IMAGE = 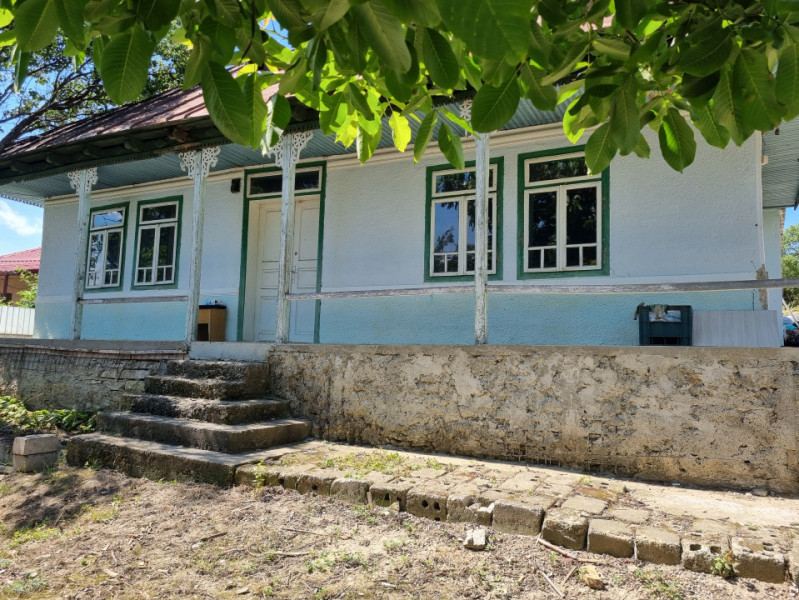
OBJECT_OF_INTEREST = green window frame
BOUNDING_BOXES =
[131,196,182,289]
[517,148,609,280]
[85,203,128,291]
[424,158,504,282]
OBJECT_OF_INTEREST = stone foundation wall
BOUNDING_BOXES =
[268,345,799,493]
[0,340,186,410]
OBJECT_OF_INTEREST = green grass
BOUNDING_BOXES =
[634,569,684,600]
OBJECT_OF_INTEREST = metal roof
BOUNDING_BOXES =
[762,118,799,209]
[0,247,40,274]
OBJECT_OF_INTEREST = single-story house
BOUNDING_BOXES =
[0,247,40,304]
[0,84,796,348]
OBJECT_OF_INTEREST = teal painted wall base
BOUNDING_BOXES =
[80,302,187,341]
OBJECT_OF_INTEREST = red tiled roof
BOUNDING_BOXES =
[0,247,40,274]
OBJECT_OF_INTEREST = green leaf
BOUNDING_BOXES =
[320,91,348,135]
[593,38,631,62]
[437,0,530,63]
[382,0,441,27]
[437,123,465,169]
[241,74,269,148]
[53,0,86,47]
[15,0,58,52]
[563,97,588,143]
[0,9,12,29]
[658,108,696,172]
[519,63,557,111]
[133,0,179,31]
[528,21,552,69]
[471,77,520,132]
[692,103,730,149]
[312,0,349,31]
[677,18,733,77]
[202,62,252,146]
[101,27,156,104]
[356,119,381,163]
[414,110,438,162]
[199,18,236,63]
[345,14,370,74]
[384,68,412,102]
[609,78,640,155]
[541,40,590,86]
[184,37,210,88]
[389,111,411,152]
[712,67,748,145]
[347,83,375,120]
[352,0,411,72]
[733,48,781,132]
[777,40,799,121]
[632,133,650,159]
[585,122,617,174]
[307,35,326,90]
[615,0,647,30]
[278,57,308,95]
[13,49,29,93]
[270,0,308,33]
[213,0,241,27]
[417,28,459,89]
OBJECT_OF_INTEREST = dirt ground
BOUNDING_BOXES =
[0,464,797,600]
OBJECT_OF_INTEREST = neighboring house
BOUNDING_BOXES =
[0,84,795,347]
[0,247,40,304]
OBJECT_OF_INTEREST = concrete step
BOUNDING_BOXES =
[144,375,255,399]
[66,433,305,486]
[98,412,311,454]
[165,359,269,384]
[120,394,291,424]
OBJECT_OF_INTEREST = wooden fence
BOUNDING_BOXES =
[0,305,34,337]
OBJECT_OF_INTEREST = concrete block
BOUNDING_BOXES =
[13,452,59,473]
[635,526,681,565]
[789,541,799,584]
[278,467,303,490]
[477,503,494,527]
[561,495,607,515]
[541,508,588,550]
[681,538,728,574]
[13,434,61,456]
[494,500,546,537]
[587,519,634,558]
[446,486,481,523]
[330,479,370,504]
[406,486,448,521]
[464,528,487,550]
[369,481,412,511]
[608,508,650,524]
[731,538,786,583]
[296,472,336,496]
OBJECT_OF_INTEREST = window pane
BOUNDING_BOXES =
[106,231,121,271]
[157,226,175,267]
[138,228,155,269]
[92,210,124,229]
[88,232,104,274]
[434,201,459,253]
[433,255,446,273]
[466,197,494,252]
[528,191,557,247]
[528,249,541,269]
[544,248,557,268]
[296,170,320,190]
[466,252,475,272]
[566,186,597,245]
[566,246,580,267]
[435,171,476,193]
[249,174,282,195]
[447,254,459,272]
[142,204,177,222]
[583,245,597,266]
[528,156,588,182]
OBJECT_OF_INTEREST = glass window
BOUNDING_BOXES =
[247,167,321,197]
[135,201,179,286]
[429,164,498,278]
[86,207,125,288]
[522,153,603,273]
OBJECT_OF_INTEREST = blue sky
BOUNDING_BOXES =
[0,199,43,256]
[785,207,799,230]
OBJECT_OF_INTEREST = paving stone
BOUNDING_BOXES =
[731,537,786,583]
[493,496,556,537]
[608,508,650,524]
[369,481,412,511]
[561,495,607,515]
[12,434,61,455]
[233,464,269,486]
[13,452,58,473]
[587,519,634,557]
[500,471,543,494]
[681,537,729,574]
[406,484,448,521]
[541,508,588,550]
[789,540,799,584]
[278,467,304,490]
[463,528,487,550]
[330,479,370,504]
[446,484,480,523]
[477,503,494,527]
[635,526,681,565]
[296,471,337,496]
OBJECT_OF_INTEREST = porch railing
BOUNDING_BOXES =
[0,305,34,337]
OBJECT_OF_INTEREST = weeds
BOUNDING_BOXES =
[634,569,684,600]
[711,551,734,579]
[0,396,96,434]
[2,574,49,595]
[8,524,62,549]
[317,451,408,477]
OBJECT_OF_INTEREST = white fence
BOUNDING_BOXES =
[0,305,34,337]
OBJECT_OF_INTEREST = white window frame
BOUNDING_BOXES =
[135,201,179,286]
[429,164,498,278]
[246,166,323,198]
[522,153,603,274]
[86,207,125,289]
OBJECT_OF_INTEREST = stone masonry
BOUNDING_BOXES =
[268,344,799,493]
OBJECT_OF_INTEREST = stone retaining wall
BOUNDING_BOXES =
[268,345,799,493]
[0,340,186,410]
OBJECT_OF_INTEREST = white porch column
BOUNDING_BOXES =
[461,99,491,345]
[67,167,98,340]
[179,146,221,346]
[268,131,313,343]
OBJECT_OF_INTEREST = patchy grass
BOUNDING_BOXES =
[634,568,684,600]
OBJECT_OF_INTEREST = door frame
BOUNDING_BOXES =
[237,161,326,342]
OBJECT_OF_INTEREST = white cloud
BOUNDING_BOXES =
[0,200,43,236]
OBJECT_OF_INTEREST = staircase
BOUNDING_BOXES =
[67,360,311,485]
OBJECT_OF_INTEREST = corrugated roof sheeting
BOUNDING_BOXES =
[762,118,799,209]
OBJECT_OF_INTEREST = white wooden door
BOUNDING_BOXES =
[247,196,319,342]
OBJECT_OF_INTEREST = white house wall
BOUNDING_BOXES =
[34,128,768,345]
